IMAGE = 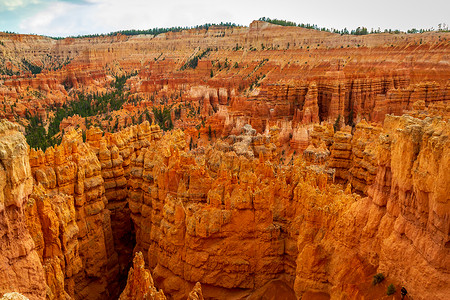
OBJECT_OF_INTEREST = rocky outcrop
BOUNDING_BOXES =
[348,120,380,194]
[127,126,297,298]
[119,252,205,300]
[119,252,166,300]
[27,128,120,299]
[0,21,449,300]
[25,184,81,300]
[1,111,449,300]
[327,129,352,181]
[86,127,133,286]
[123,116,449,299]
[293,115,450,299]
[0,120,46,300]
[187,283,204,300]
[369,115,449,298]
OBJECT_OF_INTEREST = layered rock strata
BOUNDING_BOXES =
[0,112,449,300]
[0,120,46,300]
[124,116,449,299]
[1,22,449,146]
[26,128,120,299]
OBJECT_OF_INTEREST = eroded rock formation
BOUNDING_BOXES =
[0,111,449,299]
[0,21,449,300]
[119,252,166,300]
[0,120,46,300]
[26,128,119,299]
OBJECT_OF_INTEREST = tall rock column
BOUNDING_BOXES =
[27,128,120,299]
[0,120,47,300]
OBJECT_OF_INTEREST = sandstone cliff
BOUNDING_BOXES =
[1,22,449,148]
[119,252,166,300]
[0,120,46,300]
[124,117,448,299]
[1,112,449,299]
[0,21,449,300]
[26,128,120,299]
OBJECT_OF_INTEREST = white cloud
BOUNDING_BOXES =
[19,1,74,35]
[0,0,41,11]
[12,0,450,37]
[18,0,242,36]
[22,2,58,27]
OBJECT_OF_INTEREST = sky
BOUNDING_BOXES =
[0,0,449,37]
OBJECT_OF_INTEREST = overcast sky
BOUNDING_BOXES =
[0,0,449,37]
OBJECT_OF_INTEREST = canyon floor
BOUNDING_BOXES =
[0,21,449,300]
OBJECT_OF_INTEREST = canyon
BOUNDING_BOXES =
[0,21,449,300]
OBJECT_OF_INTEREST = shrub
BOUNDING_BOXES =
[372,273,385,285]
[333,115,341,132]
[387,284,396,295]
[181,48,211,70]
[22,58,42,74]
[152,106,173,131]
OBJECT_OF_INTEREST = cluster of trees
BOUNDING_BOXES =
[21,59,42,74]
[24,73,133,150]
[258,17,444,35]
[24,112,61,150]
[180,48,211,70]
[72,73,131,116]
[56,22,240,39]
[152,106,173,131]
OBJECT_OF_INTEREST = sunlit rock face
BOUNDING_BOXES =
[1,113,449,299]
[0,120,46,300]
[0,21,449,300]
[1,23,449,139]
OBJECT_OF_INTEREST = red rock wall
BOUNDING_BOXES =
[1,113,448,300]
[26,129,120,299]
[123,117,449,299]
[0,22,449,300]
[1,23,449,139]
[0,120,46,300]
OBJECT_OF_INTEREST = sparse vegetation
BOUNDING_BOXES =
[372,273,385,285]
[152,106,173,131]
[56,22,240,39]
[181,48,211,70]
[387,284,396,295]
[258,17,443,35]
[0,67,20,76]
[232,43,243,51]
[249,74,266,90]
[21,59,42,74]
